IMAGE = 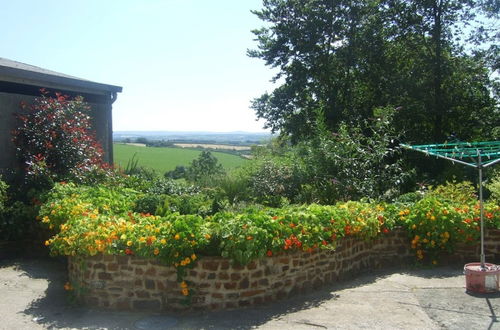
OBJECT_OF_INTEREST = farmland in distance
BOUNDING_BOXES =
[113,143,247,174]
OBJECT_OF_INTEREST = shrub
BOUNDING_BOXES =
[427,181,477,204]
[156,193,214,217]
[486,169,500,203]
[38,182,141,230]
[248,159,302,207]
[133,194,164,215]
[399,182,500,263]
[39,181,499,270]
[297,107,413,202]
[0,176,7,214]
[185,151,225,185]
[165,166,187,180]
[0,201,39,241]
[12,90,106,187]
[147,178,199,196]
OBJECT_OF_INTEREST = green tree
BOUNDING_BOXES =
[249,0,498,144]
[186,151,225,184]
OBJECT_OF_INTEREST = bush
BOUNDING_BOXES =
[12,90,106,188]
[297,107,413,203]
[38,182,141,230]
[133,194,164,215]
[427,181,477,204]
[486,169,500,203]
[185,151,225,185]
[39,181,500,269]
[248,159,302,207]
[0,201,39,241]
[165,166,187,180]
[147,177,199,196]
[0,176,7,214]
[156,193,215,217]
[398,182,499,263]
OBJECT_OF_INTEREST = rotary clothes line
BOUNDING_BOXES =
[401,141,500,269]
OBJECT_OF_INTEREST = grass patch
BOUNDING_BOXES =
[113,143,246,174]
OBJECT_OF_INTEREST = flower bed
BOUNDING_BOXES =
[68,228,413,311]
[39,182,499,310]
[67,227,500,311]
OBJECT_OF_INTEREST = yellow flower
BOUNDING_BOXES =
[139,237,146,243]
[127,241,133,247]
[153,248,160,255]
[191,254,197,261]
[430,216,436,221]
[411,224,417,230]
[204,234,211,240]
[174,234,180,240]
[181,288,189,296]
[44,240,50,246]
[160,238,167,245]
[120,234,127,240]
[42,216,50,223]
[180,281,188,288]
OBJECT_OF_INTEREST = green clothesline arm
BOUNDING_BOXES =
[401,142,500,168]
[401,143,479,168]
[484,158,500,168]
[409,141,500,148]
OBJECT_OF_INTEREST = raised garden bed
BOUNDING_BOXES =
[67,228,500,311]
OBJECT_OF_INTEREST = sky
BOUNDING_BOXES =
[0,0,276,132]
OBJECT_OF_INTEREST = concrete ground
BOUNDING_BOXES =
[0,257,498,330]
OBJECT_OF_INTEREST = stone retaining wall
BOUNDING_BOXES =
[68,228,500,311]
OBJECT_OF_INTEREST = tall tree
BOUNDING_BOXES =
[249,0,499,143]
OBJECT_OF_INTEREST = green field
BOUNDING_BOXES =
[113,143,247,174]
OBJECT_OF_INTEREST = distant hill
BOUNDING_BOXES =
[113,131,272,146]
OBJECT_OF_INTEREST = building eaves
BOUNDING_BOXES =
[0,57,122,95]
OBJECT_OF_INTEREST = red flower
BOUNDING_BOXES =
[125,248,133,255]
[266,250,273,257]
[344,225,352,235]
[383,228,390,234]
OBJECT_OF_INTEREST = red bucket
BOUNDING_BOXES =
[464,263,500,293]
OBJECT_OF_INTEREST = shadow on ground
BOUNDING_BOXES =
[1,256,475,330]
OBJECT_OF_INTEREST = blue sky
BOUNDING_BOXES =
[0,0,275,132]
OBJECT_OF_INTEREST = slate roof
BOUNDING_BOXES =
[0,57,122,95]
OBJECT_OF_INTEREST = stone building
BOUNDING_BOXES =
[0,57,122,176]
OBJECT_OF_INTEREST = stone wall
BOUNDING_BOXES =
[68,228,500,312]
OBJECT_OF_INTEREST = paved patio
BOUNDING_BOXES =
[0,257,498,329]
